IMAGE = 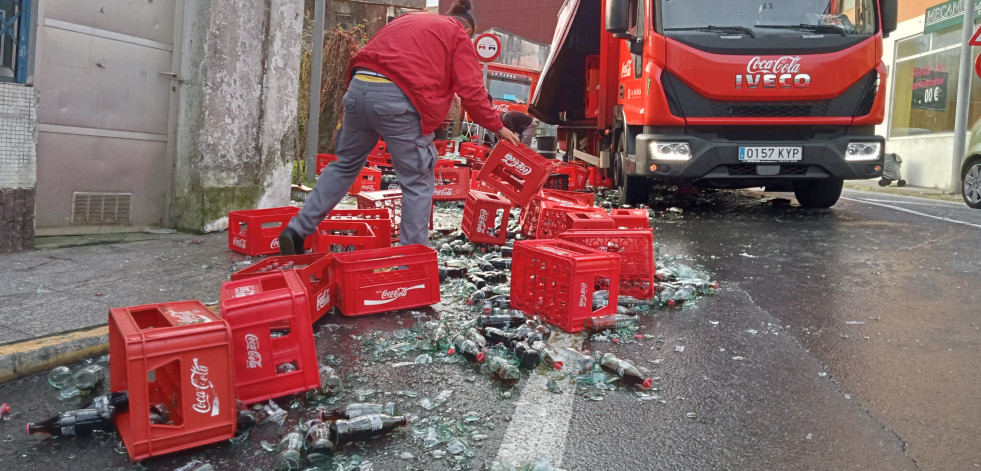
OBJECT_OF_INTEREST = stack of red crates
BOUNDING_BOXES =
[565,211,616,231]
[331,245,440,316]
[433,166,470,201]
[367,140,392,166]
[552,163,589,191]
[518,190,594,239]
[476,140,555,207]
[510,239,620,333]
[228,207,305,256]
[219,271,321,404]
[526,204,609,239]
[356,190,433,244]
[559,229,656,299]
[230,253,336,322]
[461,190,511,245]
[109,301,237,460]
[347,166,382,195]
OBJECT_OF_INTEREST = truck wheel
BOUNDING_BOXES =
[793,179,843,208]
[615,134,651,206]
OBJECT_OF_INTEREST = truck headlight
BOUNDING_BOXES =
[649,142,692,161]
[845,142,881,161]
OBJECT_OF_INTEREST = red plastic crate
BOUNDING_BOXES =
[478,141,554,207]
[312,220,380,253]
[348,166,382,195]
[531,205,609,239]
[436,158,459,168]
[553,164,589,191]
[434,139,457,156]
[609,208,650,229]
[109,301,237,461]
[367,140,392,166]
[316,153,337,176]
[544,173,570,191]
[219,271,320,404]
[230,253,336,322]
[461,190,512,245]
[559,229,655,299]
[228,206,301,256]
[433,166,470,201]
[459,142,483,159]
[332,245,441,316]
[588,166,614,188]
[519,194,594,239]
[323,208,392,249]
[565,211,616,231]
[510,239,620,333]
[356,190,433,244]
[539,189,595,207]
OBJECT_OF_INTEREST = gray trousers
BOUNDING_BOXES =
[288,79,437,246]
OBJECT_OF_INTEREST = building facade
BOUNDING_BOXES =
[438,0,565,45]
[877,0,980,190]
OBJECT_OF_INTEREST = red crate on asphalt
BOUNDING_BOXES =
[553,164,589,191]
[510,239,620,333]
[316,153,338,176]
[535,205,609,239]
[459,142,485,159]
[434,139,457,156]
[559,229,655,299]
[461,190,512,245]
[312,220,379,253]
[332,245,440,316]
[357,190,433,244]
[588,166,614,188]
[228,206,301,256]
[348,166,382,195]
[109,301,236,461]
[220,271,320,404]
[519,195,597,239]
[433,166,470,201]
[565,211,616,231]
[324,208,392,249]
[230,253,336,322]
[609,208,650,229]
[478,141,554,207]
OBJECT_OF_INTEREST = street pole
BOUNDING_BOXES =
[951,0,977,194]
[480,62,489,145]
[305,0,326,184]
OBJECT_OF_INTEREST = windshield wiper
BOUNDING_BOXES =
[755,23,848,36]
[663,25,756,38]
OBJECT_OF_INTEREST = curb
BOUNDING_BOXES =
[0,326,109,384]
[843,181,964,204]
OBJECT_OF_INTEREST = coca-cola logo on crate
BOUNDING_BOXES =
[503,153,532,176]
[476,209,489,234]
[316,289,331,311]
[232,238,247,249]
[190,358,221,416]
[363,284,426,306]
[244,334,262,369]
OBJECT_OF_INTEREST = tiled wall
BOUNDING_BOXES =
[0,82,38,252]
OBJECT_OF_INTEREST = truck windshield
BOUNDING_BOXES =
[660,0,878,36]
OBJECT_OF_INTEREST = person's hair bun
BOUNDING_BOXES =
[449,0,472,15]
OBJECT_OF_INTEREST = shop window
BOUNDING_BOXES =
[0,0,30,83]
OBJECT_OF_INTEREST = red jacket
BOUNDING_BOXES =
[347,14,504,136]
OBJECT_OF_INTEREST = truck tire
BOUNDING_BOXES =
[793,179,843,208]
[615,134,651,206]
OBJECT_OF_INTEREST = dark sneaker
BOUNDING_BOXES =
[278,227,306,255]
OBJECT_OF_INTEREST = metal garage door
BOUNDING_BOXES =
[33,0,180,231]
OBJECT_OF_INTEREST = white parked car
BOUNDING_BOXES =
[963,117,981,209]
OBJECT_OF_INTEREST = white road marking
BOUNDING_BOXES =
[841,197,981,230]
[493,372,575,467]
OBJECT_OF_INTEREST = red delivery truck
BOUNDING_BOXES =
[530,0,897,207]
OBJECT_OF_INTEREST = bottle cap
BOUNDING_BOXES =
[0,403,9,415]
[476,352,486,363]
[446,347,456,356]
[24,423,31,435]
[642,377,654,389]
[553,361,564,371]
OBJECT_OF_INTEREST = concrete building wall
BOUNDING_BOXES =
[0,83,37,253]
[172,0,304,233]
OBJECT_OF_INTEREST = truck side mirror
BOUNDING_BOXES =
[606,0,631,39]
[880,0,897,38]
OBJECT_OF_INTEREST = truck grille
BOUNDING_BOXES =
[710,100,830,118]
[719,127,814,141]
[726,165,809,176]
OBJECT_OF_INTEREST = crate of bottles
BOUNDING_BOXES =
[461,190,512,245]
[230,253,336,322]
[228,206,302,256]
[312,220,379,254]
[565,211,616,231]
[108,300,237,461]
[356,190,433,244]
[316,153,337,176]
[477,141,555,208]
[609,208,650,229]
[433,166,470,201]
[332,244,440,316]
[347,166,382,195]
[510,239,620,333]
[323,208,392,249]
[559,229,655,299]
[219,271,321,404]
[366,140,391,166]
[588,166,613,188]
[544,173,570,191]
[553,163,589,191]
[434,139,457,156]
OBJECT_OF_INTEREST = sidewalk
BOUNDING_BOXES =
[0,181,968,383]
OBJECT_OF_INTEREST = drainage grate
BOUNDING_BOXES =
[71,192,132,225]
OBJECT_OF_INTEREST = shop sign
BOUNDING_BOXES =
[924,0,981,34]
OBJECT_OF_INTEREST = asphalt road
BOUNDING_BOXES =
[0,188,978,471]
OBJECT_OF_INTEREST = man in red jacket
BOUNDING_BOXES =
[279,1,518,253]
